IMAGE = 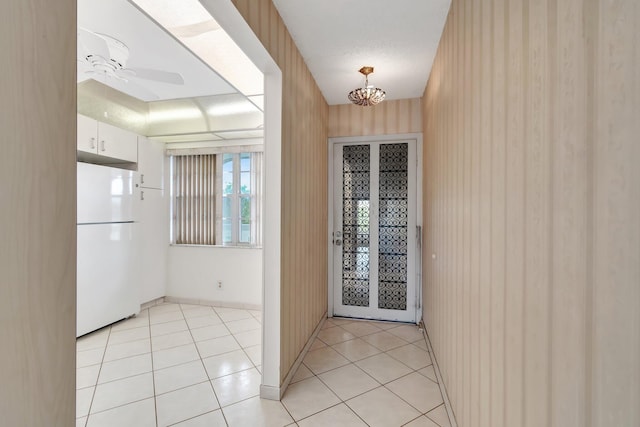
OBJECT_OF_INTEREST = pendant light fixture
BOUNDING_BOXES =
[348,66,386,106]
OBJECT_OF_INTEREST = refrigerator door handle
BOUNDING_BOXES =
[140,190,144,201]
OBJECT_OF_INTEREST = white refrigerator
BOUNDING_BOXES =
[77,162,139,337]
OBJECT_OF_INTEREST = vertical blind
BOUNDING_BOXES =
[173,154,216,244]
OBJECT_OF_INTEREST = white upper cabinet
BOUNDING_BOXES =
[137,136,164,189]
[77,114,138,163]
[98,121,138,162]
[77,114,99,155]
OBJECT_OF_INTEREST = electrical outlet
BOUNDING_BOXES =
[217,280,223,289]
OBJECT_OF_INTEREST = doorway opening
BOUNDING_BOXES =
[75,0,284,415]
[328,134,423,324]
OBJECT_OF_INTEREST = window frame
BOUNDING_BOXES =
[217,152,258,246]
[168,147,262,248]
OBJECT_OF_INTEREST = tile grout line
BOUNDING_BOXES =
[223,315,262,373]
[81,396,156,418]
[144,308,159,427]
[330,339,442,418]
[298,401,371,426]
[421,322,457,427]
[188,306,264,418]
[321,322,426,349]
[81,310,157,423]
[377,333,451,424]
[82,324,113,426]
[212,306,269,417]
[287,364,368,426]
[77,303,266,426]
[293,322,435,425]
[165,410,219,427]
[82,306,440,426]
[309,361,375,426]
[424,403,450,427]
[180,304,231,426]
[89,365,153,387]
[402,414,431,427]
[79,306,429,426]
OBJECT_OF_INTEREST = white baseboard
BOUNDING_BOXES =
[140,297,165,310]
[259,384,281,401]
[420,320,458,427]
[260,312,327,400]
[163,295,262,311]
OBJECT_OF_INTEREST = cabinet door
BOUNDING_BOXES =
[136,188,167,304]
[98,121,138,162]
[77,114,98,155]
[138,136,164,189]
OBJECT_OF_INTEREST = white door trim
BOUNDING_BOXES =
[327,133,423,323]
[199,0,282,399]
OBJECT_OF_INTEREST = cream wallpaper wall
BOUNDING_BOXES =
[328,98,422,137]
[422,0,640,426]
[0,0,77,424]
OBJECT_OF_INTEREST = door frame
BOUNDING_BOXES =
[327,133,423,323]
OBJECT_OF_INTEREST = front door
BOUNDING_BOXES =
[332,140,417,322]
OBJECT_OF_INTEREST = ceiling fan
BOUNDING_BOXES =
[77,27,184,99]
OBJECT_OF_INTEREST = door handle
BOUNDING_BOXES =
[90,137,96,149]
[333,231,342,246]
[100,140,106,152]
[140,190,144,201]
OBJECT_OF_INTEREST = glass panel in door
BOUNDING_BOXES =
[333,141,416,323]
[378,143,409,310]
[341,145,371,307]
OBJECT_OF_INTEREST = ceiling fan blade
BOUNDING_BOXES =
[78,27,111,60]
[115,68,136,79]
[124,67,184,85]
[169,19,220,38]
[121,79,160,101]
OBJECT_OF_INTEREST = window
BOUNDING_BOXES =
[170,150,262,247]
[221,152,259,245]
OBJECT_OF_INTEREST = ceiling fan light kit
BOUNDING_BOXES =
[78,27,185,100]
[348,66,386,106]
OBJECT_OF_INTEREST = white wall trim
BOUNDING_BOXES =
[140,297,165,310]
[259,385,281,401]
[260,69,283,394]
[261,313,327,400]
[421,320,458,427]
[327,133,424,322]
[199,0,283,394]
[163,296,261,311]
[327,140,335,317]
[278,313,326,397]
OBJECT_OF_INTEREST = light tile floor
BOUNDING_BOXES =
[76,303,452,427]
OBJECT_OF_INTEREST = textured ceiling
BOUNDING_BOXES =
[272,0,451,105]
